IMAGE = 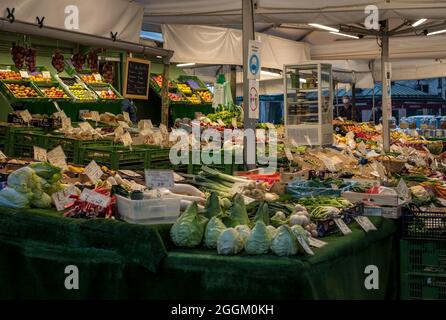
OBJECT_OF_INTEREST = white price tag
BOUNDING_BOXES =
[84,160,104,184]
[33,146,47,162]
[19,110,32,123]
[52,185,78,211]
[79,188,111,208]
[47,146,67,169]
[308,237,327,248]
[139,128,154,137]
[159,124,168,136]
[0,150,6,160]
[242,195,256,205]
[334,218,352,235]
[118,121,130,129]
[284,147,293,161]
[354,216,377,232]
[138,119,153,130]
[61,117,72,130]
[42,71,51,79]
[296,235,314,255]
[304,135,312,147]
[217,119,225,126]
[232,118,238,128]
[145,169,174,188]
[93,73,102,81]
[290,138,298,147]
[19,70,29,78]
[123,112,130,123]
[358,141,367,155]
[78,122,94,132]
[90,111,100,122]
[120,132,133,147]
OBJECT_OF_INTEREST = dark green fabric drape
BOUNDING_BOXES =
[0,207,397,299]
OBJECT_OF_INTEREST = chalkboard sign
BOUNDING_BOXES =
[123,57,151,99]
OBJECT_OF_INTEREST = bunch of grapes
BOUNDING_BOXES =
[52,50,65,73]
[11,45,26,69]
[71,52,85,73]
[25,48,37,72]
[101,62,113,83]
[87,50,99,73]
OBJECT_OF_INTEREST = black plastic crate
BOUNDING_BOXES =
[401,272,446,300]
[316,203,365,238]
[402,204,446,240]
[401,239,446,273]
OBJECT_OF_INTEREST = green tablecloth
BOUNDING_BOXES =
[0,207,397,299]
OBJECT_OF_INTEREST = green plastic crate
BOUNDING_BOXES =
[11,131,47,158]
[144,145,174,170]
[401,272,446,300]
[0,124,44,156]
[78,145,148,170]
[400,239,446,274]
[45,134,114,164]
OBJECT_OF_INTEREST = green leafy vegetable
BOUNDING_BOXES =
[245,221,271,255]
[271,225,298,256]
[204,216,227,249]
[254,202,270,225]
[171,202,209,247]
[203,192,222,219]
[217,228,244,255]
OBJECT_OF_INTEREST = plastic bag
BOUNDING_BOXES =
[0,187,30,208]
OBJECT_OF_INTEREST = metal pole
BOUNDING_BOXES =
[242,0,256,169]
[351,83,357,121]
[381,20,391,152]
[161,59,170,126]
[230,65,237,103]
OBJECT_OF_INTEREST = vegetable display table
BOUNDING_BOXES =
[0,208,397,299]
[170,103,214,121]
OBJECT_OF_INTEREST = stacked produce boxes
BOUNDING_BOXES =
[401,204,446,300]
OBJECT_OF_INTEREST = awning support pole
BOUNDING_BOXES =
[242,0,256,169]
[161,57,171,126]
[381,20,391,152]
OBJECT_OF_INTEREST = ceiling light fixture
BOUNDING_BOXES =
[412,18,427,27]
[329,31,360,39]
[260,70,282,77]
[308,23,339,33]
[176,62,196,67]
[427,29,446,36]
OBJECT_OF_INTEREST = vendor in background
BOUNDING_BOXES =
[369,106,382,124]
[336,95,357,121]
[121,98,138,123]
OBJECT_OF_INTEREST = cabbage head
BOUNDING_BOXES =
[7,167,40,195]
[235,224,251,243]
[271,225,298,256]
[204,216,226,249]
[217,228,244,255]
[203,192,222,219]
[245,221,271,255]
[266,225,278,239]
[170,202,209,247]
[31,192,52,209]
[28,162,62,184]
[0,187,30,208]
[222,202,249,227]
[254,202,270,225]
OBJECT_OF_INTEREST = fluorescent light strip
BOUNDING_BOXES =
[329,31,359,39]
[261,70,281,77]
[412,18,427,27]
[176,62,196,67]
[299,78,307,83]
[427,29,446,36]
[308,23,339,33]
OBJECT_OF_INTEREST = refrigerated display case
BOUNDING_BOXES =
[283,63,333,146]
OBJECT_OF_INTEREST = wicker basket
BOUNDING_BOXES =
[378,155,406,173]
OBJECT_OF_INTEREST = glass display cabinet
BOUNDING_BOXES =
[283,63,333,146]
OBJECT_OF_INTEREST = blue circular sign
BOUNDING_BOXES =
[249,54,259,76]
